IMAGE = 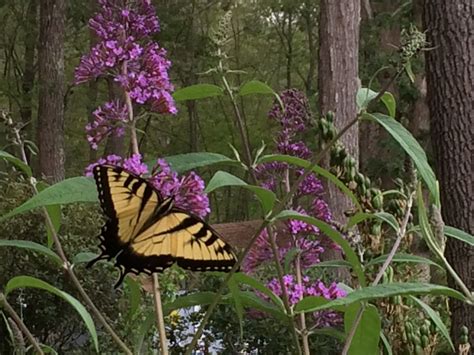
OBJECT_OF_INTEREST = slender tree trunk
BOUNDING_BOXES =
[286,11,293,89]
[20,0,38,163]
[424,0,474,347]
[318,0,360,221]
[302,1,317,97]
[20,0,38,129]
[37,0,65,182]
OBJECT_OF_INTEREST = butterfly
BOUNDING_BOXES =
[87,165,238,287]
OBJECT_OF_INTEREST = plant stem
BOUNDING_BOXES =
[295,255,310,355]
[0,293,44,355]
[13,128,133,355]
[267,227,303,355]
[152,274,169,355]
[342,191,414,355]
[124,85,170,353]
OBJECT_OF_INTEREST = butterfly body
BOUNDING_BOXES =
[88,165,237,287]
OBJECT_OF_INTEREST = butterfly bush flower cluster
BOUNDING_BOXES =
[245,89,345,327]
[267,275,346,327]
[85,155,210,218]
[79,1,209,217]
[75,0,177,152]
[246,89,333,272]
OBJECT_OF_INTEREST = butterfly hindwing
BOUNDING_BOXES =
[89,165,238,287]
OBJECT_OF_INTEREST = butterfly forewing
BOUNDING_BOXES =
[91,165,161,261]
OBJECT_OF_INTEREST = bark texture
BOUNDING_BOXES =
[318,0,360,223]
[37,0,65,182]
[424,0,474,346]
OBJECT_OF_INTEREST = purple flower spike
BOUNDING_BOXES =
[86,100,129,150]
[264,275,346,328]
[123,153,148,176]
[150,159,210,218]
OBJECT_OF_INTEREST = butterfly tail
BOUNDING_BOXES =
[114,267,128,289]
[86,252,109,269]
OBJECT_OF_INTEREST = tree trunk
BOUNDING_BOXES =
[37,0,65,182]
[20,0,38,133]
[424,0,474,347]
[318,0,360,222]
[318,0,360,281]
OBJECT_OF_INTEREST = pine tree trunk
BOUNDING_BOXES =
[37,0,65,182]
[424,0,474,347]
[318,0,360,222]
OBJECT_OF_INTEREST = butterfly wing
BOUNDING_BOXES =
[89,165,162,266]
[116,209,237,276]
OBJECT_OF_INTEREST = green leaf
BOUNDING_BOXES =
[404,61,415,83]
[309,328,345,341]
[72,252,98,265]
[344,303,381,355]
[273,210,366,286]
[163,152,236,173]
[163,292,217,316]
[366,253,442,269]
[409,296,454,352]
[37,181,61,248]
[134,313,155,354]
[283,247,299,274]
[238,80,275,96]
[356,88,396,117]
[125,277,142,321]
[356,88,378,110]
[444,226,474,247]
[381,92,397,118]
[363,113,439,205]
[309,260,352,269]
[0,150,32,177]
[295,282,465,314]
[380,331,393,355]
[5,276,98,352]
[347,211,399,231]
[228,275,244,337]
[416,184,439,252]
[232,273,285,310]
[259,154,362,212]
[0,240,62,266]
[173,84,223,102]
[238,291,287,321]
[0,177,97,221]
[205,171,276,213]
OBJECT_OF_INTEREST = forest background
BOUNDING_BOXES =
[0,0,472,354]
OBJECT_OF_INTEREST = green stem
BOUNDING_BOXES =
[152,274,169,355]
[123,79,170,352]
[0,293,44,355]
[342,191,415,354]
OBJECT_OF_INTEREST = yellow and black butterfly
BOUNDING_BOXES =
[87,165,238,287]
